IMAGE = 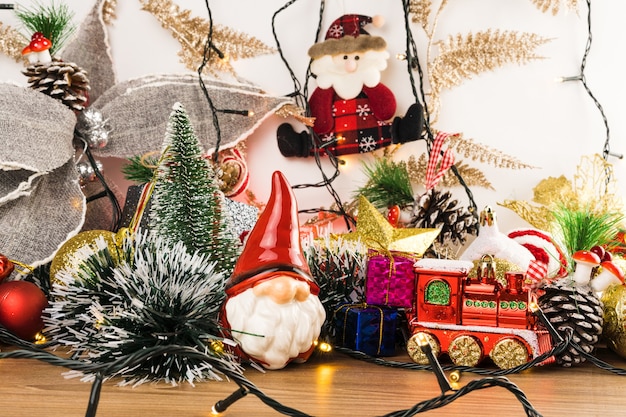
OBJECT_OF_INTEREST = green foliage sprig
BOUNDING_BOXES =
[122,155,158,184]
[551,205,624,269]
[15,1,76,55]
[355,158,414,211]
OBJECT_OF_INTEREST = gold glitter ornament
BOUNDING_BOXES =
[49,229,120,284]
[601,283,626,359]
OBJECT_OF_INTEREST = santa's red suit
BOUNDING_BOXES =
[220,171,326,370]
[276,14,424,158]
[307,14,396,156]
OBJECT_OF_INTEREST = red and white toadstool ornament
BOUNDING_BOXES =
[590,260,625,293]
[571,250,601,287]
[0,254,14,282]
[21,32,52,64]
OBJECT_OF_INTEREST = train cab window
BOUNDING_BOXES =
[425,279,451,306]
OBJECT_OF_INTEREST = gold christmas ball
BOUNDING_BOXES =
[49,229,119,285]
[601,284,626,359]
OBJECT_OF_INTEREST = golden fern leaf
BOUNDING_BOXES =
[430,29,550,96]
[102,0,118,24]
[497,200,554,231]
[0,22,27,62]
[140,0,275,75]
[448,133,537,169]
[530,0,579,15]
[406,154,494,190]
[572,154,624,215]
[408,0,432,32]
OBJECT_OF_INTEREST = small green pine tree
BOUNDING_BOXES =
[149,102,240,276]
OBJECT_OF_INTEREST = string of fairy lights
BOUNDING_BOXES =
[1,0,625,416]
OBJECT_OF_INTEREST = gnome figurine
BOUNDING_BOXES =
[220,171,326,370]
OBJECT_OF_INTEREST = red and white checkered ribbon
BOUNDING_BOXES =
[425,131,455,191]
[525,260,549,289]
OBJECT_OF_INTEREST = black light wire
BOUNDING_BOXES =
[74,131,122,232]
[577,0,613,163]
[272,0,355,231]
[4,1,622,416]
[198,0,223,164]
[399,0,478,217]
[0,325,541,417]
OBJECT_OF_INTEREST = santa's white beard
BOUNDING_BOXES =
[311,50,389,100]
[224,287,326,370]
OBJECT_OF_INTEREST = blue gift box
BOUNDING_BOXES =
[334,303,398,357]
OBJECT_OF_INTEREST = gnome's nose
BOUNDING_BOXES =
[253,275,311,304]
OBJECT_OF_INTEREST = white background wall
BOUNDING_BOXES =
[1,0,625,234]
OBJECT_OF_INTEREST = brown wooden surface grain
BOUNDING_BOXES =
[0,346,625,417]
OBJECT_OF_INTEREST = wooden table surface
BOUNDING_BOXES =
[0,345,625,417]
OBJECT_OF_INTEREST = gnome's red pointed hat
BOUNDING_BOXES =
[224,171,319,297]
[308,14,386,59]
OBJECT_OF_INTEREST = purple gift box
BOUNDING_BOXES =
[365,252,417,308]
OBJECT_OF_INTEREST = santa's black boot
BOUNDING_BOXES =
[391,102,425,144]
[277,123,312,157]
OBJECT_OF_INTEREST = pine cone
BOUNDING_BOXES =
[22,58,90,111]
[538,278,603,366]
[407,189,478,255]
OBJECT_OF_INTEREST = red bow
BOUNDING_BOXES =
[425,131,455,190]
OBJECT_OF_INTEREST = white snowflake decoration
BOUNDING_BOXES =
[359,135,377,153]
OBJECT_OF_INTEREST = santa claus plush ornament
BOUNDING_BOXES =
[220,171,326,370]
[277,14,424,158]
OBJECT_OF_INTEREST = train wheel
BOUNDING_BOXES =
[448,335,483,367]
[407,332,440,365]
[490,338,530,369]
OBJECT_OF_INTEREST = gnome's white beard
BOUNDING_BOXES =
[224,287,326,370]
[311,50,389,100]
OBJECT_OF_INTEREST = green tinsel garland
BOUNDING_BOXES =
[45,231,242,385]
[303,234,368,342]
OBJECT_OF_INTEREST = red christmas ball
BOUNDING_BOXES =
[0,281,48,341]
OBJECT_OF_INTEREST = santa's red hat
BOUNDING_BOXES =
[308,14,386,59]
[224,171,319,297]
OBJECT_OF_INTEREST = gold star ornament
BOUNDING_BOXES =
[343,196,440,256]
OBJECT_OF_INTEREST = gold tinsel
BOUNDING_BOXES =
[140,0,275,75]
[0,22,27,62]
[275,103,315,127]
[530,0,579,15]
[102,0,118,25]
[407,154,494,190]
[498,154,624,231]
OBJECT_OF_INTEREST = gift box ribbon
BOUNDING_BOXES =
[368,249,420,305]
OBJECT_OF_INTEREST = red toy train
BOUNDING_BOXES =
[405,257,554,369]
